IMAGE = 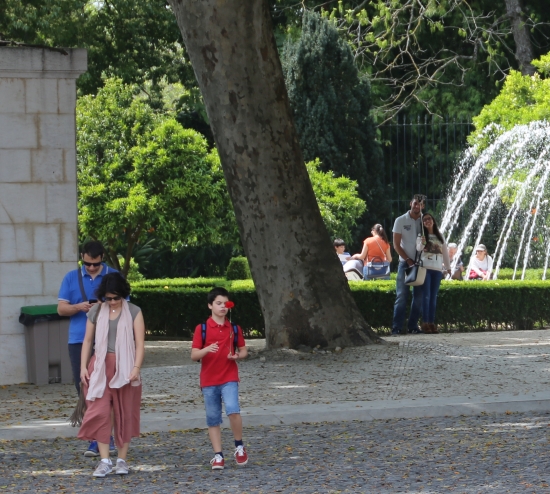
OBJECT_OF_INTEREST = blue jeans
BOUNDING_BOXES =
[202,381,240,427]
[422,269,443,324]
[392,261,423,333]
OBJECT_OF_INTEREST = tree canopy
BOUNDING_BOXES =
[281,10,386,235]
[469,52,550,151]
[77,78,229,275]
[306,159,366,245]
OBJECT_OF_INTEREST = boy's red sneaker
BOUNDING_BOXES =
[234,445,248,466]
[210,454,224,470]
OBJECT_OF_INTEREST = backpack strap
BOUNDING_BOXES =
[232,324,239,353]
[201,322,207,348]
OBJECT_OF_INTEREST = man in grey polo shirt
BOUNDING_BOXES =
[391,196,424,335]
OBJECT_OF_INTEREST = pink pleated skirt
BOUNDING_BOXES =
[77,353,141,447]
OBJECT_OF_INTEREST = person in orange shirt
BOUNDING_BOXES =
[350,224,393,280]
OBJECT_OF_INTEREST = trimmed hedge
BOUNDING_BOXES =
[226,257,252,280]
[131,278,550,338]
[131,280,262,338]
[495,268,547,280]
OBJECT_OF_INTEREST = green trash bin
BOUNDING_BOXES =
[19,305,72,385]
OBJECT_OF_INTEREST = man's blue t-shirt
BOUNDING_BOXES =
[58,264,117,344]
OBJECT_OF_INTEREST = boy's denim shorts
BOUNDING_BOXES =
[202,381,240,427]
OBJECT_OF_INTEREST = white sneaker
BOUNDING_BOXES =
[93,460,112,477]
[116,459,129,475]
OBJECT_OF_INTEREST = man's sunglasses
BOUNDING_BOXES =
[83,261,102,267]
[104,296,122,302]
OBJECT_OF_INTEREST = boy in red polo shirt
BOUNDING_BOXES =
[191,287,248,470]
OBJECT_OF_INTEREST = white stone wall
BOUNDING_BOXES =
[0,48,87,384]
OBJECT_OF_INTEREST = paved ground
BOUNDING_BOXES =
[1,412,550,492]
[2,331,550,428]
[1,330,550,492]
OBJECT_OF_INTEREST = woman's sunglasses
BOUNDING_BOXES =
[83,261,102,267]
[104,296,122,302]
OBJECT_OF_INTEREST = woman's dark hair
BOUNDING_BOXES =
[371,224,389,244]
[422,214,444,244]
[95,272,131,300]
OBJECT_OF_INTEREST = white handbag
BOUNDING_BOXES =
[420,251,443,270]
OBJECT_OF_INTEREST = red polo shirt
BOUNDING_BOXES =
[192,317,246,388]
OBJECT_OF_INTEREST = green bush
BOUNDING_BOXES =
[226,257,251,280]
[495,268,546,281]
[133,277,228,288]
[132,278,550,339]
[131,280,261,338]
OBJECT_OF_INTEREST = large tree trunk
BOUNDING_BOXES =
[505,0,536,75]
[168,0,382,348]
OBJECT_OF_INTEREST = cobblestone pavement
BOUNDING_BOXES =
[1,411,550,493]
[2,330,550,426]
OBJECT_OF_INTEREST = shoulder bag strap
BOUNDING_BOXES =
[373,238,387,261]
[77,267,87,302]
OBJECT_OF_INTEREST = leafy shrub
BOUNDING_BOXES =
[118,256,145,282]
[133,277,228,288]
[132,278,550,338]
[495,268,546,281]
[226,257,252,280]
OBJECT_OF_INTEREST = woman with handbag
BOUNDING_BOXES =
[417,214,451,334]
[350,224,392,280]
[78,272,144,477]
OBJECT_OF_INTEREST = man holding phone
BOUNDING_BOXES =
[58,240,119,456]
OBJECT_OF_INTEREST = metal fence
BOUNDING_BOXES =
[378,114,473,230]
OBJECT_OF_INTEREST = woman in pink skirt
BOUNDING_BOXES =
[78,272,144,477]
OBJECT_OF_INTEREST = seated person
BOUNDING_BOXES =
[334,238,350,265]
[447,242,465,280]
[468,244,493,280]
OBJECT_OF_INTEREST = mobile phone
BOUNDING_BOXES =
[88,299,98,304]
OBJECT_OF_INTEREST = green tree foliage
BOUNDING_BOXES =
[77,78,230,276]
[470,53,550,150]
[281,10,385,237]
[273,1,550,119]
[1,0,195,102]
[306,159,366,245]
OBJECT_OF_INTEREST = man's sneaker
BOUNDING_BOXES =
[115,459,129,475]
[234,445,248,466]
[93,460,112,477]
[84,440,99,457]
[109,436,118,456]
[210,454,225,470]
[390,330,401,336]
[408,327,423,334]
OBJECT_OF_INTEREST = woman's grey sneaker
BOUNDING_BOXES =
[115,459,129,475]
[92,460,112,477]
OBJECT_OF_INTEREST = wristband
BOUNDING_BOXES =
[134,365,140,369]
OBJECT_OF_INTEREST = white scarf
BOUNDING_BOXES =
[86,300,140,401]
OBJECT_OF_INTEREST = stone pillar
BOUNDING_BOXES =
[0,48,87,384]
